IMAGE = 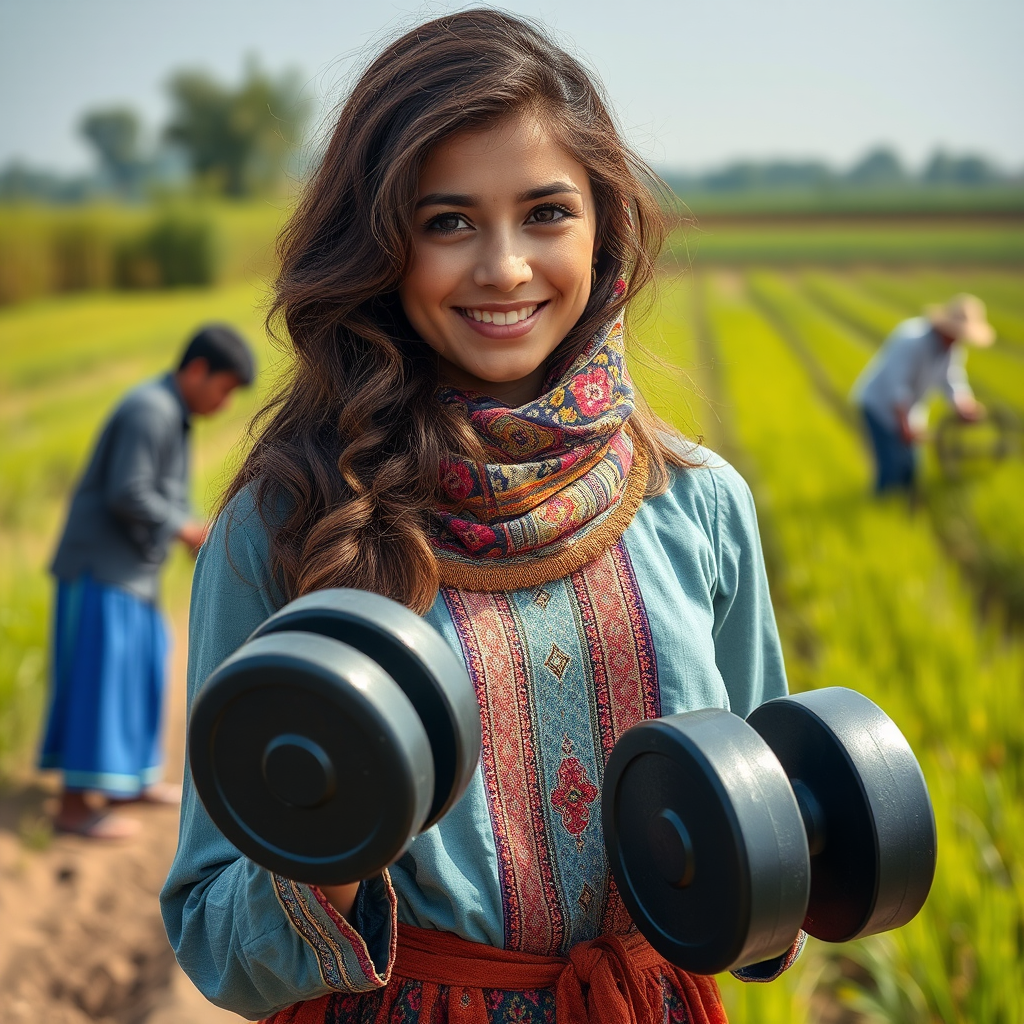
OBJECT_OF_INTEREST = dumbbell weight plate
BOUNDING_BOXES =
[250,589,481,828]
[189,632,433,885]
[603,709,810,975]
[747,688,936,942]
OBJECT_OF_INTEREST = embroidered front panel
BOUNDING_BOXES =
[443,541,660,954]
[568,542,660,936]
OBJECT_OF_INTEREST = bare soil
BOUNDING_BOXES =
[0,611,243,1024]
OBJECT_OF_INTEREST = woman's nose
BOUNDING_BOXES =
[473,233,533,292]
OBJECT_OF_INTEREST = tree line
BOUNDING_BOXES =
[2,60,310,203]
[666,146,1020,194]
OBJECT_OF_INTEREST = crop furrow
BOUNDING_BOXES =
[689,271,1024,1023]
[755,271,1024,625]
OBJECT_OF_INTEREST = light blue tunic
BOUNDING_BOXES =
[161,448,788,1019]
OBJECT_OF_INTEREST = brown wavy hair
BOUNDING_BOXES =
[224,8,692,614]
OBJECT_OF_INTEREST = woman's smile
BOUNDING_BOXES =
[455,300,547,338]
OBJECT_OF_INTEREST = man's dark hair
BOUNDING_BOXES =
[179,324,255,385]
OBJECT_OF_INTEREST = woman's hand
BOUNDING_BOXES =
[318,882,361,920]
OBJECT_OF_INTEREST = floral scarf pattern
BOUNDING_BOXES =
[432,312,646,588]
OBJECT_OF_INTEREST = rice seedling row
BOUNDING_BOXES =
[688,271,1024,1023]
[779,271,1024,622]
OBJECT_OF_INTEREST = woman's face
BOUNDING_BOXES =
[399,114,598,407]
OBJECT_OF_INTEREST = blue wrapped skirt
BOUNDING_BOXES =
[39,575,169,796]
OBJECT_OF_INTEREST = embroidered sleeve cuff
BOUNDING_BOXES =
[731,931,806,983]
[272,871,397,993]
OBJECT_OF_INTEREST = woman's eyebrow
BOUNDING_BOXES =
[517,181,582,202]
[415,192,473,210]
[414,181,582,210]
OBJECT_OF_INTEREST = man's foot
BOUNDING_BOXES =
[54,811,141,840]
[108,782,182,806]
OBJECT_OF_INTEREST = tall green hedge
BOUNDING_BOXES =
[0,205,217,305]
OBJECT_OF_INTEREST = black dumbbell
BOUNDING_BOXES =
[188,588,482,885]
[602,688,936,975]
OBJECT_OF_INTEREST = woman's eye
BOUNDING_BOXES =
[527,204,573,225]
[426,212,471,234]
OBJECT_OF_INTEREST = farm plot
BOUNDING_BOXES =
[2,215,1023,1024]
[852,272,1024,412]
[778,271,1024,620]
[651,272,1024,1024]
[853,269,1024,352]
[629,273,728,453]
[0,281,280,774]
[666,220,1024,268]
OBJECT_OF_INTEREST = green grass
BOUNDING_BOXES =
[755,270,1024,624]
[799,270,905,342]
[4,209,1024,1021]
[683,272,1024,1023]
[666,183,1024,219]
[628,272,729,452]
[852,272,1024,412]
[0,200,286,306]
[669,220,1024,267]
[0,278,284,776]
[852,269,1024,350]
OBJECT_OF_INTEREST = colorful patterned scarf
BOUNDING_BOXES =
[432,311,649,590]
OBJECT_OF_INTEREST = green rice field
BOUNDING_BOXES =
[633,264,1024,1023]
[1,207,1022,1022]
[667,219,1024,266]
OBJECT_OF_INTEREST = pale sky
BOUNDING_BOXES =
[2,0,1022,175]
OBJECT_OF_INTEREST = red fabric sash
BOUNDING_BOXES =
[265,923,728,1024]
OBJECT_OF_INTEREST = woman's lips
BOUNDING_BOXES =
[455,301,547,339]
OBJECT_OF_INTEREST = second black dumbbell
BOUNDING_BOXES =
[603,688,936,974]
[188,588,482,885]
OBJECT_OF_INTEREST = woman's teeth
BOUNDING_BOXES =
[462,304,538,325]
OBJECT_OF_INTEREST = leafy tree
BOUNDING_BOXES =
[80,108,142,194]
[845,147,907,186]
[163,59,309,197]
[923,150,1003,186]
[703,160,833,191]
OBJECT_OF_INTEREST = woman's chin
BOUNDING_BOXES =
[446,363,548,404]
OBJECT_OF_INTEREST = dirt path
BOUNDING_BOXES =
[0,609,243,1024]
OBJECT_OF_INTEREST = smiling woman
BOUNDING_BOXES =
[162,9,799,1024]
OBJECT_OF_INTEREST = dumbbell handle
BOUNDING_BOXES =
[790,778,826,857]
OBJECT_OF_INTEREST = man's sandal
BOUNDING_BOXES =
[109,782,182,806]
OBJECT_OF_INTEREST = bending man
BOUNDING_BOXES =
[41,324,254,838]
[852,293,994,493]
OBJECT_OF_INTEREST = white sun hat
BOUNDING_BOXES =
[925,293,996,347]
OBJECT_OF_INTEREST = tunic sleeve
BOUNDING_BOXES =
[708,462,788,718]
[160,490,397,1018]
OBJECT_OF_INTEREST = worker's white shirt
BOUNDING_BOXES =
[851,317,972,432]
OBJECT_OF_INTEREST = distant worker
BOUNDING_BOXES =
[851,294,994,492]
[40,325,255,839]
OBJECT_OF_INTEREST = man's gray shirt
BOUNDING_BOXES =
[851,316,972,432]
[51,373,193,602]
